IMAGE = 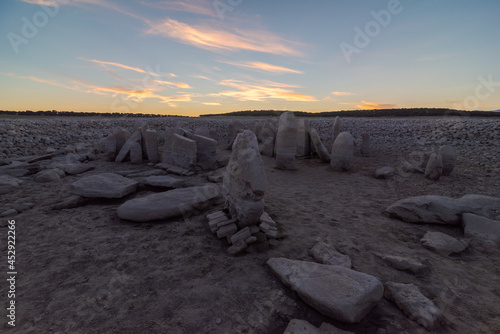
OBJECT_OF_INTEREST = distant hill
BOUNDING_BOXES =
[200,108,500,118]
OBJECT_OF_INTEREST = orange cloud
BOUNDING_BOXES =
[145,18,303,56]
[212,79,316,102]
[332,91,354,96]
[79,57,159,77]
[220,60,303,74]
[154,80,192,89]
[202,102,221,106]
[357,101,397,110]
[190,74,212,81]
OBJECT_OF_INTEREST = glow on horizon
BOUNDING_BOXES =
[1,0,499,116]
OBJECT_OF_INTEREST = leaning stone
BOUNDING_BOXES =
[330,132,354,172]
[275,111,298,170]
[462,213,500,247]
[114,127,130,153]
[207,168,225,183]
[374,167,395,179]
[267,258,383,323]
[71,173,138,198]
[309,127,330,163]
[144,129,160,163]
[424,152,443,181]
[143,175,184,188]
[420,231,468,256]
[384,282,443,330]
[379,254,427,274]
[438,145,457,176]
[296,119,311,157]
[360,133,370,157]
[309,242,352,268]
[332,116,342,142]
[117,184,221,222]
[171,134,197,169]
[115,130,141,163]
[260,212,276,226]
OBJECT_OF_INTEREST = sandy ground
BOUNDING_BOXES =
[1,123,500,333]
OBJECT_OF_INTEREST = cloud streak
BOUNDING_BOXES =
[332,91,354,96]
[141,0,216,17]
[145,18,303,56]
[220,60,303,74]
[79,57,159,77]
[357,101,396,110]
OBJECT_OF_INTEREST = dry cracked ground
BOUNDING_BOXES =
[0,116,500,333]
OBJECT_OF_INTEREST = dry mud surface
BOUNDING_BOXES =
[1,116,500,333]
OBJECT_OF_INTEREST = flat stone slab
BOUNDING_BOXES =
[384,282,443,330]
[267,258,383,323]
[143,175,184,188]
[70,173,138,198]
[283,319,354,334]
[420,231,468,256]
[309,242,352,268]
[462,213,500,247]
[117,184,221,222]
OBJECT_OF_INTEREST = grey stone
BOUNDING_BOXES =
[260,120,277,157]
[223,130,267,227]
[267,258,383,323]
[58,163,94,175]
[162,128,175,164]
[374,167,395,179]
[115,130,141,163]
[309,242,352,268]
[144,129,159,163]
[283,319,354,334]
[226,120,247,149]
[230,226,251,244]
[360,133,370,157]
[332,116,342,142]
[117,184,221,222]
[194,126,210,138]
[309,127,330,163]
[379,254,427,274]
[171,134,197,169]
[143,175,184,188]
[129,142,142,164]
[207,168,225,183]
[275,111,298,170]
[330,132,354,172]
[227,239,248,255]
[424,152,443,181]
[0,209,18,217]
[34,169,61,183]
[0,175,22,195]
[296,119,311,157]
[217,223,238,238]
[384,282,443,330]
[71,173,138,198]
[462,213,500,247]
[114,127,130,153]
[438,145,457,176]
[401,161,424,174]
[455,194,500,219]
[189,134,217,170]
[50,195,86,210]
[420,231,468,256]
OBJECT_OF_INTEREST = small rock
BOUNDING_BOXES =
[374,167,395,179]
[379,254,427,274]
[34,169,61,183]
[420,231,468,256]
[143,175,184,188]
[227,239,248,255]
[0,209,18,217]
[462,213,500,247]
[424,152,443,181]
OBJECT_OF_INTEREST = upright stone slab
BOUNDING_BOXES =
[188,134,217,170]
[333,116,342,142]
[144,129,159,163]
[171,134,197,169]
[424,153,443,181]
[309,127,330,163]
[254,121,264,143]
[105,135,117,161]
[114,127,130,153]
[130,142,142,164]
[330,132,354,171]
[260,120,277,157]
[438,145,457,176]
[296,118,311,157]
[275,111,298,170]
[223,130,267,227]
[360,133,370,157]
[115,130,141,163]
[226,120,247,149]
[162,128,174,164]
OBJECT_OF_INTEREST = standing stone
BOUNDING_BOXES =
[194,126,210,138]
[144,129,159,163]
[130,142,142,164]
[254,121,264,143]
[162,128,174,164]
[275,111,297,170]
[226,120,247,149]
[260,120,277,157]
[332,116,342,142]
[360,133,370,157]
[223,130,267,227]
[424,152,443,181]
[105,135,117,161]
[171,134,197,169]
[438,145,457,176]
[115,130,141,163]
[114,127,130,153]
[309,127,330,162]
[296,119,311,157]
[188,134,217,170]
[330,132,354,171]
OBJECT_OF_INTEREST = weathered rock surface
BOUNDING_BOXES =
[226,120,246,149]
[117,184,221,222]
[275,111,298,170]
[420,231,468,256]
[223,130,267,227]
[462,213,500,247]
[360,133,370,157]
[309,242,352,268]
[309,127,330,163]
[330,132,354,172]
[143,175,184,188]
[267,258,383,323]
[188,134,217,170]
[144,129,159,163]
[171,134,197,169]
[384,282,443,330]
[424,152,443,181]
[70,173,138,198]
[57,163,94,175]
[34,169,61,183]
[0,175,22,195]
[115,130,141,163]
[379,254,427,274]
[260,120,277,157]
[296,119,311,157]
[374,166,395,179]
[283,319,354,334]
[332,116,342,142]
[438,145,457,176]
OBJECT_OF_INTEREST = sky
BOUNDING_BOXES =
[1,0,499,116]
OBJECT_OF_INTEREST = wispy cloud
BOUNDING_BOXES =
[211,79,316,102]
[141,0,216,17]
[202,102,221,106]
[190,74,212,80]
[79,57,159,76]
[145,18,303,56]
[357,101,396,110]
[154,80,192,89]
[332,91,354,96]
[219,60,303,74]
[416,54,455,62]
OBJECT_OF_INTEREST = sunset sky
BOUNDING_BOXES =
[1,0,499,116]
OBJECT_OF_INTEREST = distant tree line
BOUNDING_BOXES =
[201,108,500,118]
[0,110,187,118]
